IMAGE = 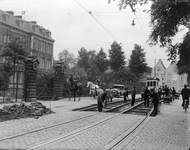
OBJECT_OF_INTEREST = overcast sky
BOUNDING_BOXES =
[0,0,186,67]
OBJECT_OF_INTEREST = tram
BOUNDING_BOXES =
[146,77,160,90]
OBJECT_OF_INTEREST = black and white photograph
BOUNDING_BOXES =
[0,0,189,149]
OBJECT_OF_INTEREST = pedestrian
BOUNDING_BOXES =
[123,87,129,103]
[158,86,162,100]
[181,84,190,108]
[131,86,136,106]
[97,90,107,112]
[144,86,151,107]
[164,85,170,97]
[141,87,144,101]
[151,88,159,116]
[171,87,176,101]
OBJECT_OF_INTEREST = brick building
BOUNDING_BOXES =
[151,59,187,91]
[0,9,54,97]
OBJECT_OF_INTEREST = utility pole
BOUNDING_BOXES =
[154,59,156,78]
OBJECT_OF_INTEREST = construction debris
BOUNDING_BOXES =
[0,102,54,122]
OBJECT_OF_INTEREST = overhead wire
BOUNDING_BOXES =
[74,0,131,51]
[129,4,166,61]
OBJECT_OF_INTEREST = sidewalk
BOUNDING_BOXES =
[0,94,142,110]
[118,97,190,150]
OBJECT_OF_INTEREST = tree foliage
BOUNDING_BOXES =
[1,36,28,65]
[108,0,190,74]
[176,31,190,74]
[58,49,76,68]
[77,47,90,71]
[128,44,150,80]
[95,48,108,73]
[109,41,126,73]
[69,66,88,81]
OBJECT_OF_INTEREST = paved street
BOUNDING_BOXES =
[0,95,189,150]
[117,98,190,150]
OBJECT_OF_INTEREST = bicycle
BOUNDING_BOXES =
[183,99,188,113]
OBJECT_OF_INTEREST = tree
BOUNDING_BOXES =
[109,41,126,74]
[1,30,29,99]
[77,47,90,71]
[128,44,150,81]
[70,66,88,82]
[58,49,76,68]
[95,48,108,73]
[86,65,100,81]
[108,0,190,74]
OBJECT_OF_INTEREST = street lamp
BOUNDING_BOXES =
[131,19,135,26]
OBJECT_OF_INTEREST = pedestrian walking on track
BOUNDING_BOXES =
[144,86,151,107]
[151,88,159,116]
[131,86,136,106]
[123,87,129,103]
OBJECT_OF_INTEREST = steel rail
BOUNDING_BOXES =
[0,98,130,142]
[107,106,154,150]
[0,112,100,142]
[28,101,151,150]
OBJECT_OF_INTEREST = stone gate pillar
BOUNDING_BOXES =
[23,56,39,102]
[53,62,66,100]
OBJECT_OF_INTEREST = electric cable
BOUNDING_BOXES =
[74,0,131,51]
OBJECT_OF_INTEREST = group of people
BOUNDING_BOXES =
[141,87,160,116]
[141,85,177,104]
[69,72,189,112]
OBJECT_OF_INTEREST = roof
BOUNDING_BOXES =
[0,9,54,41]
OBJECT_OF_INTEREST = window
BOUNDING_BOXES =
[167,74,171,81]
[47,59,51,69]
[157,67,160,72]
[16,20,23,28]
[41,57,45,69]
[33,38,37,50]
[156,73,159,78]
[3,13,10,22]
[50,44,53,54]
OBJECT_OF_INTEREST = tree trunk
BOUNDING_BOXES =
[13,58,16,101]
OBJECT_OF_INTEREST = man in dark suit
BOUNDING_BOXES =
[144,86,151,107]
[152,88,159,116]
[181,84,190,108]
[131,86,136,106]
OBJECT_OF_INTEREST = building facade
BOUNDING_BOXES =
[0,10,54,96]
[0,10,54,70]
[151,59,187,91]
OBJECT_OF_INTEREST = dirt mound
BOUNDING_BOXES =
[0,102,54,122]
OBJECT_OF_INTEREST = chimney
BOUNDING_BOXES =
[5,11,14,15]
[15,15,22,19]
[46,30,51,37]
[31,21,37,24]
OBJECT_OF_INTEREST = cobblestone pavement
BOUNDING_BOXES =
[36,114,145,150]
[0,97,129,149]
[116,98,190,150]
[1,95,189,150]
[0,98,99,139]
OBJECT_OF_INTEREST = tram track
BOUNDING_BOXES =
[0,112,103,142]
[102,112,153,150]
[28,100,154,150]
[0,98,155,150]
[0,98,126,142]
